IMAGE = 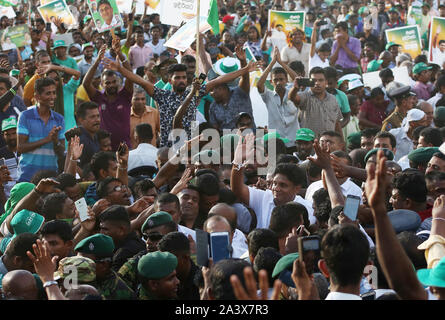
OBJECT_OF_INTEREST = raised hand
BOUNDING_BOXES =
[0,165,12,184]
[364,149,388,212]
[111,37,121,54]
[26,239,58,283]
[432,195,445,219]
[230,266,282,300]
[35,178,60,194]
[171,167,194,194]
[92,198,111,216]
[235,44,247,61]
[307,139,333,170]
[246,60,261,72]
[102,57,121,71]
[116,142,129,167]
[70,136,84,161]
[291,259,319,300]
[98,44,108,61]
[128,196,152,216]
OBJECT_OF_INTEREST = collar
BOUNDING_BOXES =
[130,106,153,117]
[325,292,362,300]
[33,105,56,120]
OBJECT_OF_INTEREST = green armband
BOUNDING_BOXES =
[9,88,16,95]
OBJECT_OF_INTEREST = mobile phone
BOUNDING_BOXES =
[0,158,5,167]
[75,197,89,222]
[196,229,210,267]
[198,73,207,84]
[297,235,321,273]
[317,20,328,26]
[118,142,127,156]
[128,13,134,21]
[297,78,315,87]
[46,22,51,32]
[210,232,231,263]
[344,195,361,221]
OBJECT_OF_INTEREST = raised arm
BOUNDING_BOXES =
[102,57,155,97]
[111,38,133,94]
[230,133,253,206]
[83,44,106,98]
[205,60,258,94]
[235,45,250,94]
[288,78,302,106]
[366,150,427,300]
[257,47,277,93]
[173,79,201,129]
[310,20,320,58]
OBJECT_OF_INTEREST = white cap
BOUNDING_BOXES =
[402,109,426,132]
[348,79,364,91]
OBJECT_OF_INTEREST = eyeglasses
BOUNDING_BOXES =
[112,185,128,192]
[142,232,163,242]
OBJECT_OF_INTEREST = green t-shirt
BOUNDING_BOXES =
[52,55,79,71]
[335,88,351,114]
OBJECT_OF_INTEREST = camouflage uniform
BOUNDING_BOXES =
[117,250,147,292]
[97,270,137,300]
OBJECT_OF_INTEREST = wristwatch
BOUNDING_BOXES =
[232,161,245,171]
[43,280,58,288]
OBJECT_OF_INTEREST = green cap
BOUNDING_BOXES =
[1,183,35,226]
[385,41,400,51]
[388,7,399,14]
[54,256,96,283]
[141,211,173,233]
[263,132,290,143]
[347,131,362,148]
[272,252,299,278]
[192,149,220,164]
[137,251,178,279]
[295,128,315,142]
[52,40,67,50]
[220,134,240,149]
[74,234,115,259]
[367,59,383,72]
[11,209,44,236]
[2,116,17,132]
[83,15,92,24]
[82,42,94,51]
[413,62,432,75]
[408,147,440,164]
[417,256,445,288]
[364,148,394,163]
[9,69,19,77]
[435,106,445,121]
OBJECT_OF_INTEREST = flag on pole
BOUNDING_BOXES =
[207,0,219,35]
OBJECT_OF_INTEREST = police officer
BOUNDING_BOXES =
[382,85,415,131]
[75,234,136,300]
[137,251,179,300]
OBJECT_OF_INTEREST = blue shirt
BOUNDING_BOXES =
[17,106,65,182]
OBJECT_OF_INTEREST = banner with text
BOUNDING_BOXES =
[37,0,77,28]
[268,10,305,45]
[428,17,445,67]
[385,25,421,59]
[160,0,211,27]
[165,16,211,52]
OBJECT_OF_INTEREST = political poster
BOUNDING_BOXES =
[268,10,305,51]
[116,0,160,15]
[362,66,411,88]
[428,17,445,67]
[0,24,31,51]
[165,16,211,52]
[385,25,421,59]
[159,0,211,27]
[37,0,77,28]
[86,0,122,33]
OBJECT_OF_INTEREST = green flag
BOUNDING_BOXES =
[207,0,219,35]
[0,0,17,6]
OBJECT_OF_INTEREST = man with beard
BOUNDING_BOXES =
[83,42,134,150]
[78,42,102,79]
[258,47,299,153]
[294,128,315,164]
[0,117,19,197]
[76,102,101,168]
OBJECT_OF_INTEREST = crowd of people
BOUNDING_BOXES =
[0,0,445,301]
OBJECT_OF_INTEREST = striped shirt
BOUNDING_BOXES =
[17,106,65,182]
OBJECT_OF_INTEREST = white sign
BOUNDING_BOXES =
[160,0,211,27]
[362,66,411,89]
[0,6,16,19]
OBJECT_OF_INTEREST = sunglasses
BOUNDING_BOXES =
[143,232,163,242]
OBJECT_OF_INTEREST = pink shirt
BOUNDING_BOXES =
[412,81,433,101]
[129,43,154,69]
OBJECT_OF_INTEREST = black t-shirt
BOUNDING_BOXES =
[0,146,16,161]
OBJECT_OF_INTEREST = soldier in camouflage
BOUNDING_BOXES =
[75,233,136,300]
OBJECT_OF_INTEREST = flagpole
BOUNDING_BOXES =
[195,0,200,96]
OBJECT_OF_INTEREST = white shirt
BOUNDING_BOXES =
[389,127,413,162]
[305,178,363,206]
[248,187,316,229]
[259,87,300,147]
[428,92,443,111]
[178,224,196,242]
[325,292,362,300]
[128,143,158,172]
[309,53,330,71]
[280,43,311,76]
[432,47,445,68]
[232,229,248,259]
[148,39,166,56]
[397,154,411,170]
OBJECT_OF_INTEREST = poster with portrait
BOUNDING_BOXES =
[37,0,77,28]
[0,24,31,51]
[428,17,445,67]
[268,10,305,51]
[385,25,421,59]
[165,16,211,52]
[159,0,211,27]
[87,0,122,33]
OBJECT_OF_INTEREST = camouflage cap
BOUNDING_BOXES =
[74,234,115,259]
[54,256,96,283]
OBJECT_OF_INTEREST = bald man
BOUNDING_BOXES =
[2,270,38,300]
[379,51,395,69]
[208,203,248,258]
[65,285,102,300]
[418,101,434,127]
